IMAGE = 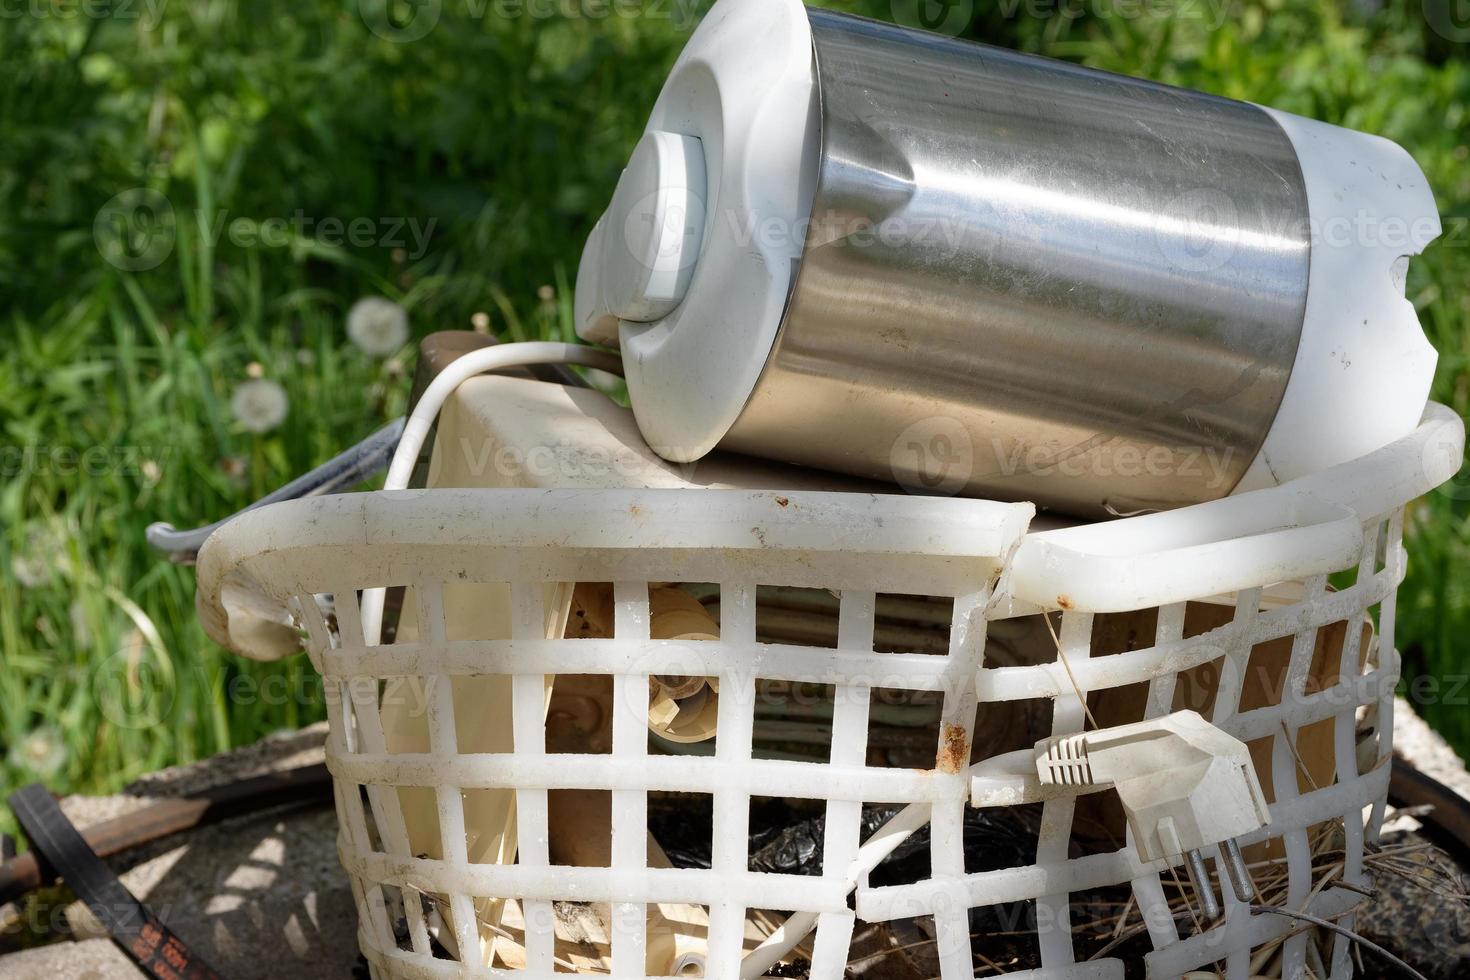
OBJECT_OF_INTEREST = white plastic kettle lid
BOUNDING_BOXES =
[574,0,818,462]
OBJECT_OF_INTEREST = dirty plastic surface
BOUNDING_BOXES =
[194,405,1466,980]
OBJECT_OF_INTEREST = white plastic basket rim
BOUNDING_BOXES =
[197,403,1463,648]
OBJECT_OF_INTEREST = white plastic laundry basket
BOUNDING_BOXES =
[196,404,1465,980]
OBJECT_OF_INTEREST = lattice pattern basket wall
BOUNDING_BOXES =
[195,404,1465,980]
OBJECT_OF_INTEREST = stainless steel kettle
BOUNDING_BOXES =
[576,0,1440,516]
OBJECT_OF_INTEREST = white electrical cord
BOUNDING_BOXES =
[739,803,933,978]
[360,341,624,644]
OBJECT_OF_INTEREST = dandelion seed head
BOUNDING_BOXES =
[347,297,409,357]
[231,378,289,434]
[12,725,66,778]
[12,555,46,588]
[10,526,55,588]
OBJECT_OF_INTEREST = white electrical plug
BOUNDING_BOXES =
[1034,710,1270,918]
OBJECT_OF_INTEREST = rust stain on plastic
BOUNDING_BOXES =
[938,724,968,774]
[775,496,790,508]
[1056,595,1073,610]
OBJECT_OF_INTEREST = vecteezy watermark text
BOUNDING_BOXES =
[0,0,167,24]
[94,189,437,271]
[891,0,1233,37]
[199,210,437,259]
[0,444,173,479]
[995,0,1234,29]
[888,415,1240,498]
[358,0,703,42]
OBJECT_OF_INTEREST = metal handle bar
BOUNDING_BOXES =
[145,417,406,563]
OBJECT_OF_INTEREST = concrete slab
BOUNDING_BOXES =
[0,725,358,979]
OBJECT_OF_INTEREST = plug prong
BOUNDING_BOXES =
[1184,849,1221,920]
[1222,838,1257,903]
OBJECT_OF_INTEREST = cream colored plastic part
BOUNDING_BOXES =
[647,588,721,744]
[1035,710,1270,917]
[568,582,722,744]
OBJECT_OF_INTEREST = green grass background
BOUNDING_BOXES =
[2,0,1468,819]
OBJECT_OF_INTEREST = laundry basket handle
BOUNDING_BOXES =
[1004,404,1465,614]
[1006,493,1365,614]
[146,418,406,564]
